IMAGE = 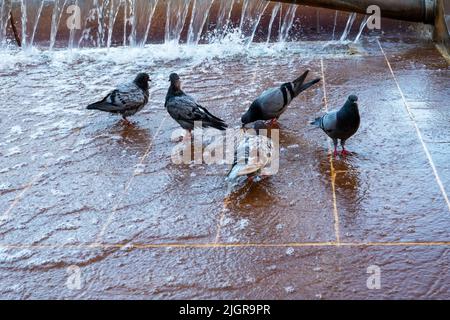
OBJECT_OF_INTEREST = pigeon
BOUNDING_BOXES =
[241,70,321,125]
[310,95,360,156]
[227,121,275,182]
[87,73,151,123]
[165,73,227,140]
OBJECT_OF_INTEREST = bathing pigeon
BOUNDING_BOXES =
[241,70,321,125]
[87,73,151,123]
[310,95,360,156]
[227,121,275,182]
[165,73,227,140]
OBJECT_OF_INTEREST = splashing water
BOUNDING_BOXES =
[49,0,68,49]
[187,0,214,45]
[278,3,298,43]
[215,0,234,35]
[239,0,269,46]
[266,2,280,43]
[331,10,338,41]
[340,12,357,42]
[354,15,369,43]
[130,0,159,46]
[0,0,11,45]
[0,0,367,50]
[165,0,191,44]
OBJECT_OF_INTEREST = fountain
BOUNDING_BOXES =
[0,0,448,51]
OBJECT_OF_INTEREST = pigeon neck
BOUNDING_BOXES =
[134,80,149,91]
[166,84,184,100]
[339,101,359,120]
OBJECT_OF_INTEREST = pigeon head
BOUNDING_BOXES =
[251,120,269,135]
[134,73,151,91]
[348,95,358,103]
[241,101,262,125]
[169,73,181,90]
[345,95,359,109]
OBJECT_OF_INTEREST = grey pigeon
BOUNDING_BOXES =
[310,95,360,156]
[165,73,227,140]
[227,121,275,182]
[241,70,321,125]
[87,73,151,123]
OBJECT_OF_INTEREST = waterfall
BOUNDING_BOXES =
[165,0,191,44]
[340,12,356,42]
[266,3,281,43]
[0,0,369,50]
[278,4,297,43]
[129,0,158,46]
[77,0,100,48]
[239,0,269,45]
[354,15,368,43]
[49,0,68,49]
[0,0,11,45]
[215,0,234,34]
[331,10,338,40]
[106,0,121,48]
[187,0,214,45]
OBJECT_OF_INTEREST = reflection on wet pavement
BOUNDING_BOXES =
[0,38,449,299]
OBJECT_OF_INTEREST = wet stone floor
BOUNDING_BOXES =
[0,37,449,299]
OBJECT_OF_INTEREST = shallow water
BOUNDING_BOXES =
[0,37,449,299]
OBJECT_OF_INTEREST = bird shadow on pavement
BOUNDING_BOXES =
[102,121,152,155]
[225,178,277,213]
[320,154,363,222]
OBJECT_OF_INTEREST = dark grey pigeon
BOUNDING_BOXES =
[87,73,151,123]
[310,95,360,156]
[165,73,227,140]
[241,70,321,125]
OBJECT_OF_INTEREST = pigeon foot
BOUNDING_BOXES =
[341,149,349,156]
[121,117,133,126]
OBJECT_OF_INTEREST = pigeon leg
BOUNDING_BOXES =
[333,139,339,157]
[341,140,348,156]
[122,116,132,126]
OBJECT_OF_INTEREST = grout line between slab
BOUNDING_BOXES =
[93,116,169,244]
[377,38,450,213]
[320,58,341,244]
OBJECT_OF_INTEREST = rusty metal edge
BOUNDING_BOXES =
[433,0,450,61]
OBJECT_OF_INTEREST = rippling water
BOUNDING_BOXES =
[1,37,449,299]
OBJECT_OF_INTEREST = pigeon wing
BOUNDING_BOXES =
[258,87,286,119]
[104,82,146,110]
[167,95,226,129]
[320,110,339,137]
[228,135,273,180]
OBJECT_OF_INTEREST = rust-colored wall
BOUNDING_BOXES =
[6,1,425,47]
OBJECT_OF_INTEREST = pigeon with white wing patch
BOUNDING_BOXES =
[227,121,275,183]
[241,70,321,125]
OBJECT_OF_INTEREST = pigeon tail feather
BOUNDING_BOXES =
[87,100,108,110]
[87,101,122,113]
[204,118,228,131]
[292,70,310,87]
[295,78,321,97]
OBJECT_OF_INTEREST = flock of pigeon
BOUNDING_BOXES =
[87,71,360,182]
